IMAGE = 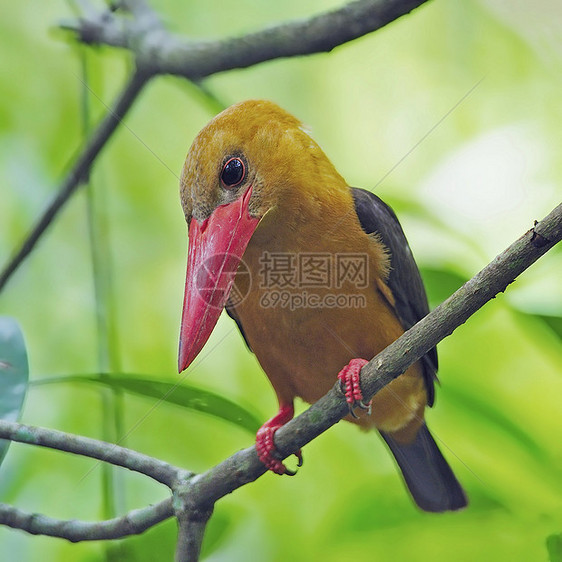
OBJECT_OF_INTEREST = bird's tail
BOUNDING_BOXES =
[380,423,467,512]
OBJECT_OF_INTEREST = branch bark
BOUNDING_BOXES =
[173,486,213,562]
[0,499,173,542]
[0,419,188,487]
[0,0,430,293]
[61,0,430,79]
[1,203,558,554]
[0,70,149,292]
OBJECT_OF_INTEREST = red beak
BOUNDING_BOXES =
[178,186,259,372]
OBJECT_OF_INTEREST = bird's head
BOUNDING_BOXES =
[178,100,344,372]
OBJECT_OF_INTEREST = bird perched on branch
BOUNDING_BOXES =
[178,100,467,512]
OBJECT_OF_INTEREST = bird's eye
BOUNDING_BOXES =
[220,157,245,189]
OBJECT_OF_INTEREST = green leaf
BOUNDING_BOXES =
[37,373,262,434]
[547,533,562,562]
[0,317,29,465]
[99,375,262,433]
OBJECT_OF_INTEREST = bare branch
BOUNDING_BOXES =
[173,487,212,562]
[0,70,149,292]
[0,420,189,487]
[60,0,431,79]
[0,499,173,542]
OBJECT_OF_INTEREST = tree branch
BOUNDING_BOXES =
[0,204,559,551]
[0,499,173,542]
[0,420,189,487]
[61,0,430,79]
[0,70,149,292]
[173,485,213,562]
[169,203,562,508]
[0,0,430,293]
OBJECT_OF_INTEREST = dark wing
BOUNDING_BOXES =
[351,187,437,405]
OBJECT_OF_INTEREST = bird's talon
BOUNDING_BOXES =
[256,404,302,476]
[283,450,304,475]
[337,358,370,417]
[358,399,372,413]
[259,447,303,476]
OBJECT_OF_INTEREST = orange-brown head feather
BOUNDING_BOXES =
[181,100,350,223]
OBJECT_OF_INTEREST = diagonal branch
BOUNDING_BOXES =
[0,203,559,550]
[173,203,562,508]
[61,0,431,79]
[0,70,149,292]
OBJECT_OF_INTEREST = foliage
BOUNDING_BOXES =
[0,0,561,560]
[0,318,28,465]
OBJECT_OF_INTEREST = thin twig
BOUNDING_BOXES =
[0,499,173,542]
[0,70,150,292]
[0,420,188,487]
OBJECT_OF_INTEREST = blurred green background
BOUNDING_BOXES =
[1,0,562,560]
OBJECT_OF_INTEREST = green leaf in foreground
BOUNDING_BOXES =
[0,317,29,465]
[38,373,262,434]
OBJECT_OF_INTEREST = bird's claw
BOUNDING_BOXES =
[256,424,303,475]
[346,398,372,419]
[338,358,371,418]
[283,450,304,476]
[255,404,302,476]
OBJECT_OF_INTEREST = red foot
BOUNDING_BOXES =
[256,403,303,475]
[338,358,371,418]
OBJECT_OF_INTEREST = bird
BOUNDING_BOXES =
[177,99,467,512]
